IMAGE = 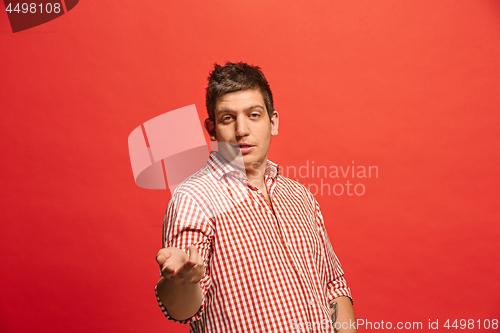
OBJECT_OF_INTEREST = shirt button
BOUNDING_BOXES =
[257,190,262,194]
[309,299,314,306]
[285,242,291,247]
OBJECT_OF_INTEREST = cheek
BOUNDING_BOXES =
[215,126,231,140]
[256,126,272,141]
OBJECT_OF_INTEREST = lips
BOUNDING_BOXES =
[234,143,255,155]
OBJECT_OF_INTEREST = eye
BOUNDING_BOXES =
[250,113,260,119]
[221,115,233,123]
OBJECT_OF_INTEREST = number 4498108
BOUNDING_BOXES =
[443,319,498,330]
[5,3,62,14]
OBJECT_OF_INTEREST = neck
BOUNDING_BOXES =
[245,161,267,187]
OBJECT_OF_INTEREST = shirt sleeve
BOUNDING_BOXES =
[313,199,353,303]
[155,191,215,324]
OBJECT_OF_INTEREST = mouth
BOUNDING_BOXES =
[231,143,255,155]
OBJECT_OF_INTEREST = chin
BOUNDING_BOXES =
[243,157,263,168]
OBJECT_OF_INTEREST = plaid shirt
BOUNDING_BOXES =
[155,151,351,332]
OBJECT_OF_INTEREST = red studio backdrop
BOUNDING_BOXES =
[1,1,499,332]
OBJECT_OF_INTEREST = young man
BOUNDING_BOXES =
[155,62,356,332]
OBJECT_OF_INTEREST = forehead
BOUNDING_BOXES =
[215,88,266,112]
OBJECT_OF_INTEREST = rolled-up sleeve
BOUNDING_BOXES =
[314,199,353,303]
[155,191,214,324]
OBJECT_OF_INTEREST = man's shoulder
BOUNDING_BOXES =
[276,174,317,203]
[171,164,218,198]
[277,174,307,190]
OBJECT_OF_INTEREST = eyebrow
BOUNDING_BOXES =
[216,105,265,114]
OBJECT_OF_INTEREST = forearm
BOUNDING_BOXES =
[156,276,202,321]
[329,296,356,333]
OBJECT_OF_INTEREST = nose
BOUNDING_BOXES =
[234,115,250,138]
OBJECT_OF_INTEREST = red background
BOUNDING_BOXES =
[1,1,499,332]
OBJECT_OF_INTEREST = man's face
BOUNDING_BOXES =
[205,88,279,176]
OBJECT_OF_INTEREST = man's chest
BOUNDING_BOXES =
[208,185,326,281]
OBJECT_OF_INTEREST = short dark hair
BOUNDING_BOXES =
[206,62,274,123]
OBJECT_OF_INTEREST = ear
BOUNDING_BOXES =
[204,118,217,141]
[270,110,279,136]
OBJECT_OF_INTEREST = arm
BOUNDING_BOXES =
[155,192,214,323]
[310,196,356,332]
[329,296,356,332]
[156,246,204,321]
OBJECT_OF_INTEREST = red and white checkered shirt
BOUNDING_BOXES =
[155,151,352,333]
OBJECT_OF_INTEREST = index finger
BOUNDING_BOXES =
[156,248,173,266]
[171,246,199,278]
[188,245,198,265]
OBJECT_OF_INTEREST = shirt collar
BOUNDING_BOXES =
[207,151,280,182]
